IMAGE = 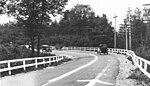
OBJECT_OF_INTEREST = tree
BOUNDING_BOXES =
[118,8,147,50]
[61,4,95,28]
[0,22,26,45]
[0,0,6,14]
[5,0,68,56]
[143,6,150,47]
[55,4,114,47]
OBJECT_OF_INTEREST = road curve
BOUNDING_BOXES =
[0,50,119,86]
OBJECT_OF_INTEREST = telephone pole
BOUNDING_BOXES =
[127,8,132,50]
[143,4,150,46]
[113,14,118,48]
[120,24,128,50]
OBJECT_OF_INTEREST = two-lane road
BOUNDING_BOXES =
[0,50,119,86]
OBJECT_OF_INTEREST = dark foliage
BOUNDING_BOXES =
[44,4,114,47]
[0,45,31,61]
[135,46,150,61]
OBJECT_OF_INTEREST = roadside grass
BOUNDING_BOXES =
[128,68,150,86]
[127,55,150,86]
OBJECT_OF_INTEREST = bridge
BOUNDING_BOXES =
[0,47,150,86]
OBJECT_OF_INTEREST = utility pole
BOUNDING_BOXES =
[143,4,150,46]
[126,26,128,50]
[120,24,128,50]
[127,8,132,50]
[113,14,118,48]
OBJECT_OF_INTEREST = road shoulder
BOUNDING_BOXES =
[114,54,140,86]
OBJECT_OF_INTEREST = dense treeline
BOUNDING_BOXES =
[1,4,114,47]
[1,0,150,61]
[0,0,68,56]
[118,7,150,60]
[0,3,114,60]
[43,4,114,47]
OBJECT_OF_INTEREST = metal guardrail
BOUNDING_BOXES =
[62,47,150,78]
[0,52,65,75]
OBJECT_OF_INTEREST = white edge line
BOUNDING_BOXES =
[42,52,98,86]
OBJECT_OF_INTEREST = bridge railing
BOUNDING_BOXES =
[0,52,65,75]
[62,47,150,78]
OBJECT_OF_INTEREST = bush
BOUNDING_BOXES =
[55,44,63,50]
[0,44,57,61]
[0,45,32,61]
[135,46,150,61]
[128,68,150,85]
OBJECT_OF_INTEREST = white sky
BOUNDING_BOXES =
[0,14,15,24]
[64,0,150,31]
[0,0,150,31]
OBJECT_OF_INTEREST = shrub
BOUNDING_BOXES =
[128,68,150,85]
[0,45,32,61]
[135,46,150,61]
[0,44,57,61]
[55,44,63,50]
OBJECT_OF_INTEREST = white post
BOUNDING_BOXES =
[23,60,26,71]
[140,60,142,67]
[35,59,38,68]
[43,58,45,66]
[49,57,51,66]
[144,62,147,71]
[8,62,11,75]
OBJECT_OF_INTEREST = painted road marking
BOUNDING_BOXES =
[45,67,54,69]
[42,52,98,86]
[77,79,113,86]
[77,64,114,86]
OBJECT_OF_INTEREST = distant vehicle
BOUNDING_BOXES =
[19,45,29,48]
[41,45,52,52]
[97,44,108,55]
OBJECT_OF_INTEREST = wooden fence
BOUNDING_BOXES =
[62,47,150,78]
[0,52,65,75]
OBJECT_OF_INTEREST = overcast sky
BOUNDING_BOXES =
[64,0,150,31]
[0,0,149,30]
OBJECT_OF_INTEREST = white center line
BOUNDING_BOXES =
[77,61,113,86]
[86,64,111,86]
[95,64,110,79]
[42,52,98,86]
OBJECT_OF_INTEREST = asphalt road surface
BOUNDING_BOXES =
[0,50,120,86]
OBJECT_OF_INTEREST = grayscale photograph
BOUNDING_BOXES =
[0,0,150,86]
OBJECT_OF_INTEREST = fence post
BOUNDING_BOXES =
[135,57,137,63]
[35,59,38,68]
[80,47,82,51]
[94,48,95,52]
[144,62,147,71]
[140,60,142,67]
[23,60,26,71]
[43,58,45,66]
[8,62,11,75]
[49,57,51,66]
[83,47,85,51]
[56,56,59,63]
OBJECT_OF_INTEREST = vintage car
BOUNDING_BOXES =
[41,45,52,52]
[97,44,108,55]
